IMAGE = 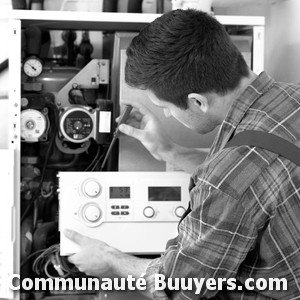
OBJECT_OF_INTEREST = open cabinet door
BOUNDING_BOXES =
[0,149,16,299]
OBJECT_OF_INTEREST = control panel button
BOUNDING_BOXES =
[111,205,120,209]
[82,180,101,198]
[111,211,120,215]
[143,206,155,218]
[175,206,186,218]
[121,205,129,209]
[83,205,101,222]
[121,211,129,215]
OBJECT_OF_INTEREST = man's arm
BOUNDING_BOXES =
[65,229,154,298]
[163,144,209,173]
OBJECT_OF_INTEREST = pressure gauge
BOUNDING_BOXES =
[23,56,44,78]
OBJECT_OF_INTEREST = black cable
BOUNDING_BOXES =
[46,154,80,169]
[105,79,110,100]
[84,144,102,171]
[99,136,117,171]
[91,150,106,171]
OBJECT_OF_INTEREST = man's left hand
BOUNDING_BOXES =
[64,229,117,277]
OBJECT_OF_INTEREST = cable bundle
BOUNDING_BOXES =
[32,244,83,278]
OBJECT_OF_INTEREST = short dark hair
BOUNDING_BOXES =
[125,9,249,109]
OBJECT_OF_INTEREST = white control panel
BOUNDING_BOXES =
[58,171,191,255]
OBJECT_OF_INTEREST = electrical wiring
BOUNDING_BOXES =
[32,244,83,278]
[84,144,102,171]
[40,185,54,198]
[91,150,106,171]
[21,249,46,269]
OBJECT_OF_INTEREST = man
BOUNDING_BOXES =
[65,9,300,299]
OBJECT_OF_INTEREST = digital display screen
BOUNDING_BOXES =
[109,187,130,199]
[148,187,181,201]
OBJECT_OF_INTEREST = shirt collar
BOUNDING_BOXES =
[208,71,275,155]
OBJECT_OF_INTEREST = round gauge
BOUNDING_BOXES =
[59,106,94,143]
[23,56,43,78]
[21,109,47,142]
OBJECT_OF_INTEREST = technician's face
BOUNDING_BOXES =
[146,90,215,134]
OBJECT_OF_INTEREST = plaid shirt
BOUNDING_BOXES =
[145,72,300,299]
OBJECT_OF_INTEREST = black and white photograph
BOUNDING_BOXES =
[0,0,299,299]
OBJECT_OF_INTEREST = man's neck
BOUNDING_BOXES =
[214,71,258,124]
[233,70,258,100]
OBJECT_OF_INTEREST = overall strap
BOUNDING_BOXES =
[180,130,300,225]
[225,130,300,166]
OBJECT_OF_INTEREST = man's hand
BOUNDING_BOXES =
[118,101,175,161]
[64,229,151,281]
[65,229,118,277]
[118,101,208,173]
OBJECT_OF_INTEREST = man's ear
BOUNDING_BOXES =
[188,93,208,113]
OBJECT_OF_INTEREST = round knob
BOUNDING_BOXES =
[175,206,186,218]
[82,180,101,197]
[83,205,101,222]
[143,206,155,218]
